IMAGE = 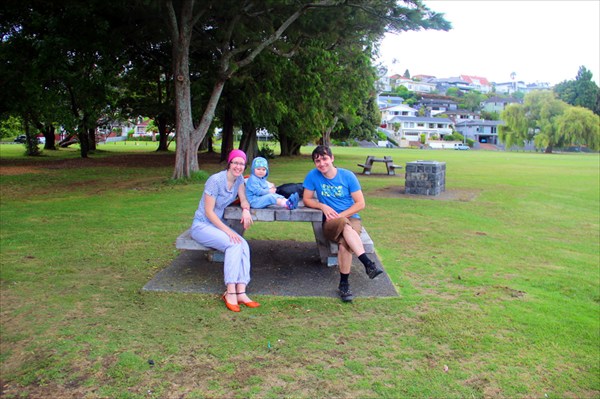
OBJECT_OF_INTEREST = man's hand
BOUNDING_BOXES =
[321,204,340,220]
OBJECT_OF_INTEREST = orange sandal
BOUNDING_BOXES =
[222,291,240,312]
[237,292,260,308]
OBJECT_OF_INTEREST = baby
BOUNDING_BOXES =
[246,157,299,210]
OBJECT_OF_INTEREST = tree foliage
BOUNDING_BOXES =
[554,66,600,115]
[499,91,597,152]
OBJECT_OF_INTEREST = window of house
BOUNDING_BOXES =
[429,123,435,129]
[417,123,424,127]
[491,127,497,134]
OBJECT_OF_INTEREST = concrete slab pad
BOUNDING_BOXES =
[143,240,398,299]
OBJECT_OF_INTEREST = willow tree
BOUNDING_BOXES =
[500,91,568,153]
[556,106,600,150]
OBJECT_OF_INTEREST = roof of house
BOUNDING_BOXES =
[389,116,453,124]
[460,75,491,86]
[417,98,458,105]
[456,120,505,127]
[381,104,417,112]
[482,97,521,104]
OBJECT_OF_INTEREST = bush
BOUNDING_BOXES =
[258,144,275,159]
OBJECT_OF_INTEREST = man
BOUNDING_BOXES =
[303,145,384,302]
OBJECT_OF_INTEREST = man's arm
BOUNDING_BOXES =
[337,190,366,219]
[302,188,320,210]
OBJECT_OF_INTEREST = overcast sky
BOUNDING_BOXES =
[376,0,600,85]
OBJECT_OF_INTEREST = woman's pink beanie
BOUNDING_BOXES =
[227,149,247,163]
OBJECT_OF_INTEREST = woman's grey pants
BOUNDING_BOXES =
[191,222,251,285]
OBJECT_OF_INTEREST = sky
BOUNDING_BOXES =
[377,0,600,86]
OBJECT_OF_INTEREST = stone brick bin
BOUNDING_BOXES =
[405,160,446,196]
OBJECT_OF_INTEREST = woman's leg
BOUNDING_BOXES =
[191,223,252,286]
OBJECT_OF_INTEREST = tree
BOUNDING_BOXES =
[554,66,600,115]
[162,0,450,178]
[500,91,568,153]
[556,106,600,150]
[1,0,134,157]
[403,69,410,79]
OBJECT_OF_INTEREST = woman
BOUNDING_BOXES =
[190,149,260,312]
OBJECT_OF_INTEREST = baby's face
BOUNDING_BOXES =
[254,167,267,178]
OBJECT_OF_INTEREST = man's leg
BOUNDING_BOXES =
[337,243,354,302]
[341,222,383,279]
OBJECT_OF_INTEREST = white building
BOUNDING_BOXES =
[388,116,454,145]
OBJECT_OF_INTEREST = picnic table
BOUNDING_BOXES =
[176,203,375,267]
[357,155,402,176]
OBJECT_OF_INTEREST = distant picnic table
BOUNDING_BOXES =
[357,155,402,176]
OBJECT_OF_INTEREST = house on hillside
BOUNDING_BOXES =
[380,104,418,127]
[494,81,527,95]
[443,109,481,125]
[415,97,458,116]
[495,80,552,94]
[399,80,436,93]
[481,97,522,114]
[413,74,436,81]
[430,76,471,94]
[455,119,504,145]
[388,116,454,145]
[377,95,404,109]
[460,75,492,93]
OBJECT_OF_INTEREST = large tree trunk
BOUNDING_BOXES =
[88,128,96,151]
[240,122,258,165]
[44,125,56,150]
[219,106,234,162]
[323,115,338,147]
[156,115,170,151]
[279,129,302,156]
[78,129,89,158]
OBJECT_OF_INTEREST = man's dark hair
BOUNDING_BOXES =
[311,145,333,161]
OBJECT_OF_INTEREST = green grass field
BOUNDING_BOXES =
[1,143,598,398]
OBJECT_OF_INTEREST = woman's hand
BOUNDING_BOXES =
[241,209,253,230]
[227,228,242,244]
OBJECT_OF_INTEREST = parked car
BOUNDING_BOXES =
[454,143,470,150]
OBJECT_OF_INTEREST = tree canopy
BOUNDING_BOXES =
[1,0,450,176]
[554,66,600,115]
[499,91,599,152]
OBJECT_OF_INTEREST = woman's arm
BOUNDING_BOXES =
[237,183,253,230]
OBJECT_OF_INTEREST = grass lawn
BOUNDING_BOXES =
[1,142,599,398]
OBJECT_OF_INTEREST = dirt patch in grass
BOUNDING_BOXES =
[0,151,223,175]
[0,166,46,175]
[371,186,480,202]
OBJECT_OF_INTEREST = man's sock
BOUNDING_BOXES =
[339,272,350,285]
[358,253,373,267]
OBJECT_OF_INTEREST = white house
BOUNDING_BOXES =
[380,104,418,126]
[388,116,454,145]
[400,80,436,93]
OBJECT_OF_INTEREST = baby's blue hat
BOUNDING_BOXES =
[252,157,269,177]
[253,157,268,169]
